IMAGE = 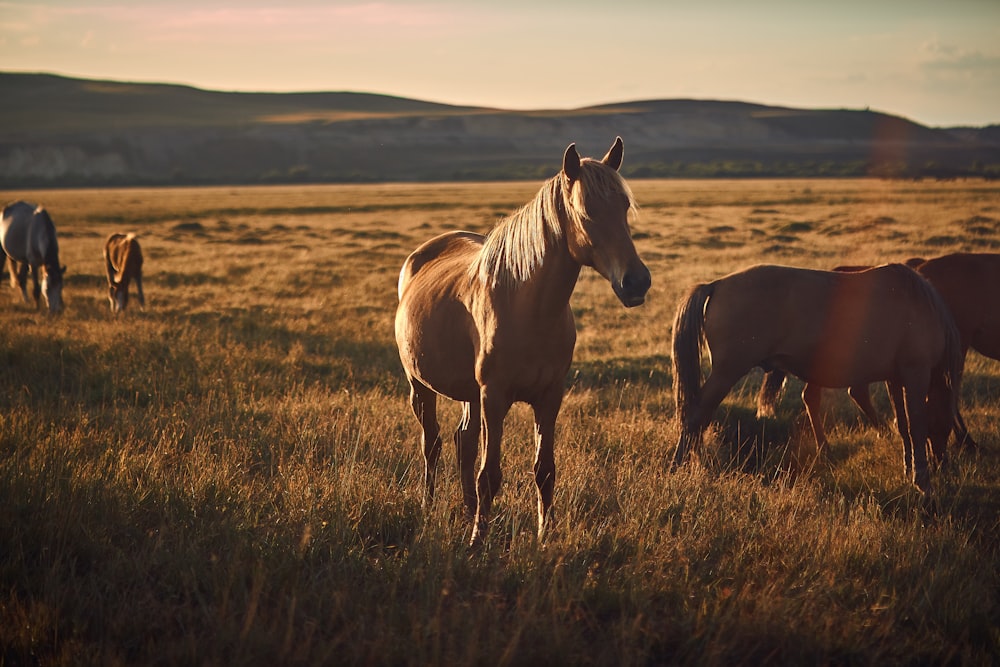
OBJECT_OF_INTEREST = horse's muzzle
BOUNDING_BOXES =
[614,265,651,308]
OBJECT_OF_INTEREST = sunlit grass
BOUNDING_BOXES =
[1,179,998,664]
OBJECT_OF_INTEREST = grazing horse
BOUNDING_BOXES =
[671,263,962,497]
[1,201,66,315]
[104,233,145,313]
[758,254,988,454]
[395,137,650,546]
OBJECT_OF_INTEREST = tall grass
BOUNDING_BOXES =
[1,179,998,664]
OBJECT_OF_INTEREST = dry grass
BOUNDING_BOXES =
[2,179,999,665]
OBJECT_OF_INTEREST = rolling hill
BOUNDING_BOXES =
[2,72,997,186]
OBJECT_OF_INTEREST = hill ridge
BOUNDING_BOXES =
[1,72,997,185]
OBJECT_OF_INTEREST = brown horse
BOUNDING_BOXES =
[759,254,990,454]
[672,263,962,497]
[756,259,926,429]
[395,138,650,546]
[104,233,145,313]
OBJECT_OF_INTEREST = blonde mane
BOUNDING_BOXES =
[473,158,636,288]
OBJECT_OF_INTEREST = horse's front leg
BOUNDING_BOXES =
[887,381,914,477]
[903,382,933,498]
[470,386,510,547]
[29,265,41,308]
[531,386,564,541]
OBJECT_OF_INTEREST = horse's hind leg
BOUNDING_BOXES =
[756,370,786,418]
[6,257,19,290]
[848,383,882,427]
[12,260,29,302]
[454,400,479,518]
[672,367,741,468]
[802,382,828,450]
[408,378,442,506]
[135,274,146,308]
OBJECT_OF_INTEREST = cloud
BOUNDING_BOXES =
[920,39,1000,74]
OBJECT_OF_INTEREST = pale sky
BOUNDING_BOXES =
[1,0,998,127]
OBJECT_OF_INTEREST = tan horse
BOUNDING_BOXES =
[671,263,962,497]
[104,233,145,313]
[395,137,650,546]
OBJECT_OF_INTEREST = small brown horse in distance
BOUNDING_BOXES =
[671,263,963,497]
[759,253,994,454]
[104,233,145,313]
[395,138,650,546]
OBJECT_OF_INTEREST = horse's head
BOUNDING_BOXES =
[561,137,650,307]
[109,282,127,313]
[40,263,65,315]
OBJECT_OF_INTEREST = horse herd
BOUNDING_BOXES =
[3,138,994,547]
[0,200,144,316]
[395,137,994,546]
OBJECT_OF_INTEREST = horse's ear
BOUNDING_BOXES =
[601,136,624,171]
[562,143,581,182]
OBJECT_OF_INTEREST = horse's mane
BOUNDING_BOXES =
[472,158,635,288]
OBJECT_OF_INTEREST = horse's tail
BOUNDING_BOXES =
[672,282,714,428]
[756,370,786,418]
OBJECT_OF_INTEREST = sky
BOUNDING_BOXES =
[1,0,998,127]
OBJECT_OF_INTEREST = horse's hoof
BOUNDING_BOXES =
[468,517,488,549]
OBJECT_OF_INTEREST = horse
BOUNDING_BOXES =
[104,232,145,313]
[671,263,963,497]
[395,137,650,546]
[1,201,66,315]
[755,260,924,429]
[757,254,988,454]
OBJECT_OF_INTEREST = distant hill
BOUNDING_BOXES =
[1,72,997,186]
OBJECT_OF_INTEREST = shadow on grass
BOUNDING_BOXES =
[568,354,672,391]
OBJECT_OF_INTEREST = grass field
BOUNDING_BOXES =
[2,178,999,665]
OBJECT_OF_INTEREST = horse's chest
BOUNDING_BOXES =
[479,319,575,393]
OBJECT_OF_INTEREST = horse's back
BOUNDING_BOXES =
[1,201,42,259]
[105,233,143,276]
[918,253,1000,358]
[397,230,483,300]
[706,263,948,385]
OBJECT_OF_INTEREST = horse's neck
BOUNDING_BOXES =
[519,234,581,311]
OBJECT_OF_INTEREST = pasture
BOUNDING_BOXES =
[1,178,999,664]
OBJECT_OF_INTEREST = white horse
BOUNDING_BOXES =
[1,201,66,314]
